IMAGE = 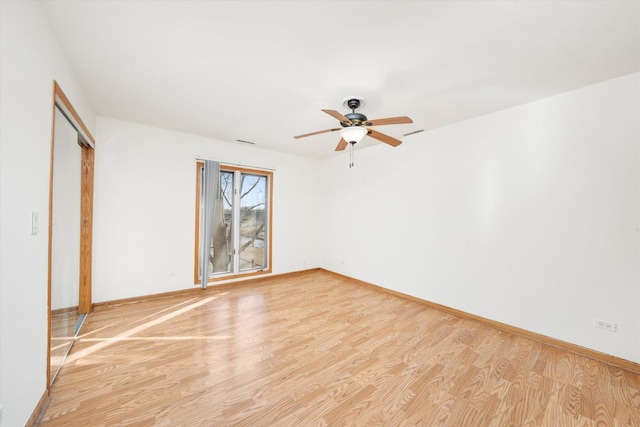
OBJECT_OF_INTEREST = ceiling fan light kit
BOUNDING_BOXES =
[340,126,368,144]
[294,97,413,167]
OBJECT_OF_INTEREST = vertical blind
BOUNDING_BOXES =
[199,160,220,289]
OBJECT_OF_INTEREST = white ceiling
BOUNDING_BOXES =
[42,0,640,159]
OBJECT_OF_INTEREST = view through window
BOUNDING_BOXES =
[195,163,272,283]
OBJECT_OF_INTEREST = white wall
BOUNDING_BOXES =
[320,72,640,363]
[93,117,320,303]
[0,1,96,425]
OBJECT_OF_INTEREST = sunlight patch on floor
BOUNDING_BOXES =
[66,295,221,363]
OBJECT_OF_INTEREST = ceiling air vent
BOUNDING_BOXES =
[403,129,424,137]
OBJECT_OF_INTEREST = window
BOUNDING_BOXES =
[194,162,272,283]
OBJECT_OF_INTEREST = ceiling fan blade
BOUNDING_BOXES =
[294,128,341,139]
[322,109,351,124]
[335,138,348,151]
[367,128,402,147]
[364,116,413,126]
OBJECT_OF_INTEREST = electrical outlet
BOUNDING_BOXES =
[594,319,617,332]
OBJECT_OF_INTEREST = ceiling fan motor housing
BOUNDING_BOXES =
[342,98,367,126]
[343,112,367,127]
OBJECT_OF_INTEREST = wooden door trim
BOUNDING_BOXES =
[79,147,94,313]
[53,82,95,146]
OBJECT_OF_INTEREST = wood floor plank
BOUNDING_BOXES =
[39,270,640,426]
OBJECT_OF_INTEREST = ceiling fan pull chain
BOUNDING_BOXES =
[349,141,355,168]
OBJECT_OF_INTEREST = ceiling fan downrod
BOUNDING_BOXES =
[343,98,368,126]
[346,98,361,112]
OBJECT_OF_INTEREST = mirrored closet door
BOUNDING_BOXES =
[49,106,84,384]
[48,83,95,386]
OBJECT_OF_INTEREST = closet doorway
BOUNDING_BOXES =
[48,82,95,386]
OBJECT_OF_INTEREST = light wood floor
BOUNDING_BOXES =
[40,270,640,426]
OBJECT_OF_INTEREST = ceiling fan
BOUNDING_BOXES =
[294,98,413,152]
